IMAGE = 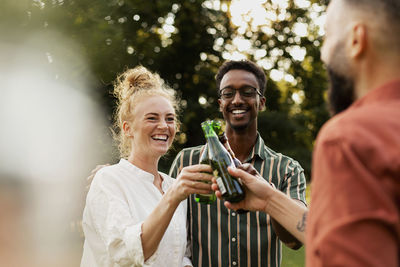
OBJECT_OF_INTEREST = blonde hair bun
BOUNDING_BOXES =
[114,66,163,102]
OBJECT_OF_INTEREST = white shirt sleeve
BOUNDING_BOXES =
[83,170,151,267]
[82,162,189,267]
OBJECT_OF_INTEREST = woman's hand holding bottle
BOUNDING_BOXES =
[167,164,214,205]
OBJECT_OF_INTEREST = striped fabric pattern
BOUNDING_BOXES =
[169,134,307,267]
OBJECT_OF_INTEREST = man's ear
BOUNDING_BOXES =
[217,98,222,112]
[350,23,367,59]
[259,96,266,111]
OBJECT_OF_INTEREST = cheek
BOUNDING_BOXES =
[169,124,177,138]
[217,99,224,112]
[321,41,330,64]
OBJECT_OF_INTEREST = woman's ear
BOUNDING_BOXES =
[123,121,132,137]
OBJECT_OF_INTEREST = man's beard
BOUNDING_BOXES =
[230,123,248,132]
[226,116,250,132]
[327,66,355,115]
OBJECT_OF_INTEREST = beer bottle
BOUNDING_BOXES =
[200,120,245,203]
[212,120,248,212]
[212,120,242,167]
[194,146,217,204]
[194,120,225,204]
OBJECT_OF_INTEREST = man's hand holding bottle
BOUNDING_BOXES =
[211,163,276,212]
[212,163,307,244]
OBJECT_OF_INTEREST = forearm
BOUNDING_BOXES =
[264,190,307,244]
[141,192,180,260]
[271,216,303,249]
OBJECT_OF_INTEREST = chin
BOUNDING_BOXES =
[153,147,169,156]
[154,145,170,156]
[228,117,253,130]
[327,66,355,115]
[229,122,249,132]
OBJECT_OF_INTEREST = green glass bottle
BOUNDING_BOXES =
[194,148,217,204]
[212,120,242,168]
[200,120,245,203]
[194,120,222,204]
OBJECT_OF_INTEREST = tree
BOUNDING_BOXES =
[6,0,329,176]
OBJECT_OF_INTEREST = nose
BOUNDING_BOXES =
[158,120,168,130]
[231,90,244,105]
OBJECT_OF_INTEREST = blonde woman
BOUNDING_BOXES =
[81,66,212,267]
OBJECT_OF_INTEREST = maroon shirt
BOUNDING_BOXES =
[307,81,400,266]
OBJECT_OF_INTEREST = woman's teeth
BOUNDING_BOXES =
[152,134,168,141]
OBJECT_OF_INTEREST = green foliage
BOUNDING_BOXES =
[282,245,305,267]
[4,0,329,176]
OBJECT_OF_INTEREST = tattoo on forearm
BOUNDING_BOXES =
[296,212,307,232]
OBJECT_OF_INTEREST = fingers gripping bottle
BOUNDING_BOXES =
[200,120,245,203]
[194,147,217,204]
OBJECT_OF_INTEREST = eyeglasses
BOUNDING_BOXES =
[219,86,262,100]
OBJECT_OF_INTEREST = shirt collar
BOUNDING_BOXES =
[118,158,156,182]
[244,133,266,162]
[351,79,400,109]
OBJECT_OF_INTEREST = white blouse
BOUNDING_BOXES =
[81,159,191,267]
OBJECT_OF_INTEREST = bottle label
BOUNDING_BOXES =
[216,177,227,195]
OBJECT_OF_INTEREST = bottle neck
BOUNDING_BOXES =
[202,121,236,164]
[202,123,218,139]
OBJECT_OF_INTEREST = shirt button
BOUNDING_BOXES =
[232,212,236,216]
[232,261,237,266]
[232,237,236,242]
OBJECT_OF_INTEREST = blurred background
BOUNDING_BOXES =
[0,0,328,266]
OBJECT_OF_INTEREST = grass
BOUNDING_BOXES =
[282,245,305,267]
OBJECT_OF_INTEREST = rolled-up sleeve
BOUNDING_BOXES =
[281,160,307,205]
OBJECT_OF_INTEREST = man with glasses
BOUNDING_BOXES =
[169,60,307,267]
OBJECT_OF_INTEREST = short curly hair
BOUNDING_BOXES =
[215,60,266,96]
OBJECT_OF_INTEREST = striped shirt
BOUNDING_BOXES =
[169,134,307,267]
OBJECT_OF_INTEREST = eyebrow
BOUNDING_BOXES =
[145,112,175,116]
[220,85,258,90]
